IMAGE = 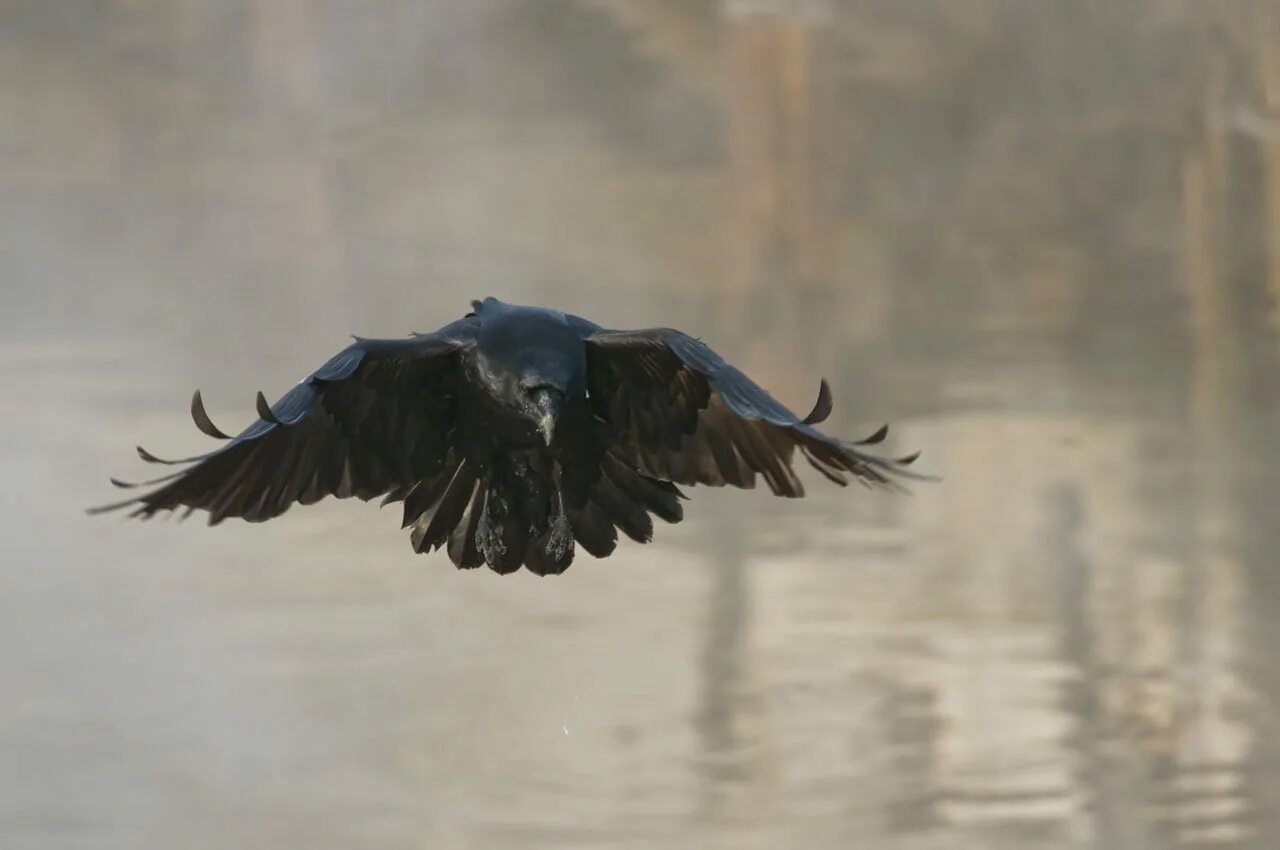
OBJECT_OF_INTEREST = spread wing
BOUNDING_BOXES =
[583,328,928,497]
[91,326,474,524]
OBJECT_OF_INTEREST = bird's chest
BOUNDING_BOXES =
[455,379,540,447]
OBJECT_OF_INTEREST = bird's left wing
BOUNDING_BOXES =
[584,328,928,496]
[91,325,474,524]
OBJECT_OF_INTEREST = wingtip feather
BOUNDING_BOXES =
[136,443,211,466]
[801,379,834,425]
[190,390,231,440]
[136,445,174,465]
[86,493,142,515]
[255,391,280,424]
[853,424,889,446]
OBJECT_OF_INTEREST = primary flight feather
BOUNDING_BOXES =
[92,298,929,575]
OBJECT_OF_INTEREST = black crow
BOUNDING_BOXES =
[92,297,929,574]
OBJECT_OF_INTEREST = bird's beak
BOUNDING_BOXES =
[530,388,562,447]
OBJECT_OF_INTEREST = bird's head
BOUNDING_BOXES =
[470,304,587,447]
[519,376,566,446]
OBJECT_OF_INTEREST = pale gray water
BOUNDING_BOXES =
[3,3,1280,849]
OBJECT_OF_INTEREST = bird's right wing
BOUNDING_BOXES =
[91,323,475,528]
[584,328,929,497]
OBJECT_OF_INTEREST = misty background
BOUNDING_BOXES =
[3,1,1280,848]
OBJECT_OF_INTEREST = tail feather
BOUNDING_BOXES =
[446,485,485,569]
[602,453,684,524]
[397,451,687,573]
[589,473,653,543]
[410,460,477,553]
[572,501,618,558]
[524,529,574,576]
[400,462,460,528]
[468,481,526,575]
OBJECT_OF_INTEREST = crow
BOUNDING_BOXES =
[92,297,929,574]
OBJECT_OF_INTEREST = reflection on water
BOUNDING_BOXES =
[4,2,1280,848]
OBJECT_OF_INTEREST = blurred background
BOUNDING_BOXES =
[3,1,1280,848]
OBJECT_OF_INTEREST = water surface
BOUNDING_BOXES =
[3,3,1279,848]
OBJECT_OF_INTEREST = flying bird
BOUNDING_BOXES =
[92,298,929,574]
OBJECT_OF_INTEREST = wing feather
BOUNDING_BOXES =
[584,328,929,495]
[91,324,474,523]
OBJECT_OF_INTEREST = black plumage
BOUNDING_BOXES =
[92,297,930,574]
